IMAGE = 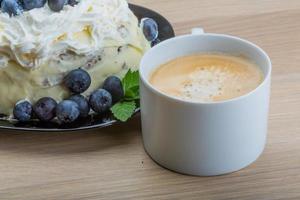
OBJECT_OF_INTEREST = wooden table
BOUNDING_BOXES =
[0,0,299,199]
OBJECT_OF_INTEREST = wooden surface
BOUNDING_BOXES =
[0,0,300,199]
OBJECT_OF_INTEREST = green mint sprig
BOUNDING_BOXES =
[111,69,140,122]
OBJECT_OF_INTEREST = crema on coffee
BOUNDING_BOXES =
[149,54,263,102]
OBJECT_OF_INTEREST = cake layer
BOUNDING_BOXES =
[0,45,145,115]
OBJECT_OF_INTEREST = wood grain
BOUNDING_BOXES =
[0,0,300,199]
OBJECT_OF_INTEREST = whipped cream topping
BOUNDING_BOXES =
[0,0,141,69]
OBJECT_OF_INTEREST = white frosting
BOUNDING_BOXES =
[0,0,138,69]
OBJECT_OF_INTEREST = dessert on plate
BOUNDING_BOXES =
[0,0,152,120]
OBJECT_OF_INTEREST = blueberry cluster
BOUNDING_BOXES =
[0,0,78,16]
[13,68,124,124]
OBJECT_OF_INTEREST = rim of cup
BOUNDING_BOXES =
[140,32,272,105]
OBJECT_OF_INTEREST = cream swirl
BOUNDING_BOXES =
[0,0,142,69]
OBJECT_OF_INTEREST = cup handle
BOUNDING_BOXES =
[191,28,205,35]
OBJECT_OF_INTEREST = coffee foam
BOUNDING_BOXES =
[181,67,228,102]
[150,54,263,102]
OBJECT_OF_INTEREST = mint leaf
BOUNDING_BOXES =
[111,101,136,122]
[111,69,140,122]
[122,69,139,100]
[124,85,139,100]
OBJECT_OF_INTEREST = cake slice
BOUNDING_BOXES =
[0,0,150,116]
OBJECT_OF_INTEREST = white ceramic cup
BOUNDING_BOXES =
[139,28,272,176]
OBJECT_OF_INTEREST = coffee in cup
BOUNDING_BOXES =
[149,53,263,102]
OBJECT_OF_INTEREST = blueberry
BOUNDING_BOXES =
[89,89,112,114]
[1,0,23,16]
[151,38,161,47]
[56,100,80,123]
[69,94,90,118]
[64,69,91,94]
[140,18,159,42]
[22,0,46,10]
[13,100,32,122]
[48,0,65,12]
[67,0,77,6]
[33,97,57,121]
[102,76,124,104]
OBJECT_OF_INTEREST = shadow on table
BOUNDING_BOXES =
[0,116,141,155]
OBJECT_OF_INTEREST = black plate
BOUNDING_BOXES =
[0,4,175,132]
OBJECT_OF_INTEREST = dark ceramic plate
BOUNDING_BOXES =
[0,4,175,132]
